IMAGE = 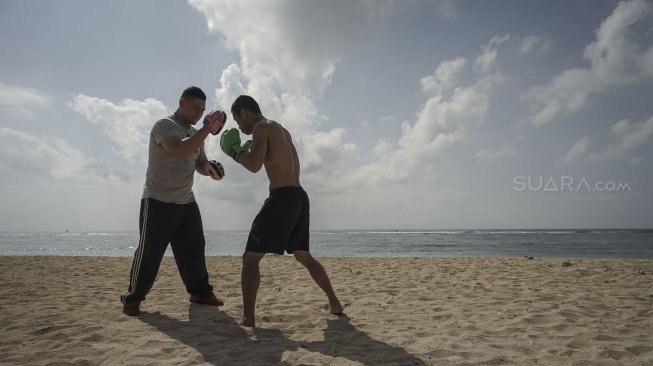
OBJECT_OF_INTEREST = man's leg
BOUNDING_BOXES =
[170,201,215,299]
[122,199,175,307]
[241,251,266,327]
[292,250,344,315]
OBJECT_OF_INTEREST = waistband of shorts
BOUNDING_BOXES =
[269,186,304,195]
[142,197,197,207]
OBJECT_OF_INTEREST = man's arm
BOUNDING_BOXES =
[160,126,211,160]
[238,124,268,173]
[195,150,210,175]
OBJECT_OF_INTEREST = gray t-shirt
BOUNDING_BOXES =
[142,115,204,204]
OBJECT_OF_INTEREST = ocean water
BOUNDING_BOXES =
[0,230,652,259]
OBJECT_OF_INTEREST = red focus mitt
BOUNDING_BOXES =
[204,160,225,180]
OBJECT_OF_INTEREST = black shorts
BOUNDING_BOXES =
[246,186,310,255]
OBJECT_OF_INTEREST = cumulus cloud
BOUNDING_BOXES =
[518,34,553,55]
[556,137,591,166]
[393,40,502,172]
[329,37,504,188]
[68,95,168,163]
[421,57,466,96]
[189,0,395,123]
[475,146,517,163]
[524,0,653,125]
[188,0,408,195]
[188,0,472,195]
[374,138,393,157]
[590,116,653,161]
[190,0,394,96]
[400,77,490,153]
[301,128,356,174]
[215,63,246,111]
[0,127,122,182]
[474,34,510,73]
[0,83,51,120]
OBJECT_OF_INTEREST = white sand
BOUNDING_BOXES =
[1,255,652,365]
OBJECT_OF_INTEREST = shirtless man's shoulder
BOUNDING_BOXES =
[255,119,284,133]
[254,120,293,148]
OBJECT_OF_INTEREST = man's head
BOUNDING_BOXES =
[176,86,207,125]
[231,95,262,135]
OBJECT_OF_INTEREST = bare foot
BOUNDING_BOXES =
[330,301,347,315]
[237,317,255,328]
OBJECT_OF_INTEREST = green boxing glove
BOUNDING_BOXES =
[220,128,252,162]
[241,139,252,152]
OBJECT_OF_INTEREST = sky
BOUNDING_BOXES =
[1,0,652,231]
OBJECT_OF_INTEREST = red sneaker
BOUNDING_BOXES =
[122,300,141,316]
[190,294,224,306]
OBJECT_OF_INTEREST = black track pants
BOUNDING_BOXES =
[122,198,213,303]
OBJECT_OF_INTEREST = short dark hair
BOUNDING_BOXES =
[231,95,261,114]
[181,86,206,101]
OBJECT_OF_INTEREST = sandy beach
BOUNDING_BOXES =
[1,255,652,365]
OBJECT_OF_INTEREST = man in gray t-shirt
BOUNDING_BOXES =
[121,86,227,316]
[143,115,205,203]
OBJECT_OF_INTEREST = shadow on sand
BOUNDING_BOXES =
[139,305,426,365]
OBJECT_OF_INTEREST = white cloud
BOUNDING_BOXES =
[0,83,51,120]
[374,138,393,157]
[68,95,168,163]
[518,34,553,55]
[331,37,503,188]
[400,78,489,152]
[556,137,591,166]
[474,34,510,73]
[189,0,402,192]
[590,116,653,161]
[525,0,653,125]
[475,146,517,163]
[301,128,356,174]
[421,57,466,95]
[190,0,394,97]
[189,0,471,196]
[215,63,246,111]
[0,127,121,182]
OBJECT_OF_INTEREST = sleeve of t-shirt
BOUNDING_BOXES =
[151,119,180,145]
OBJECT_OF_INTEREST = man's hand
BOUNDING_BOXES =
[204,160,225,180]
[203,110,227,135]
[220,128,251,162]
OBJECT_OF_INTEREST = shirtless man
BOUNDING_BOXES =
[220,95,344,327]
